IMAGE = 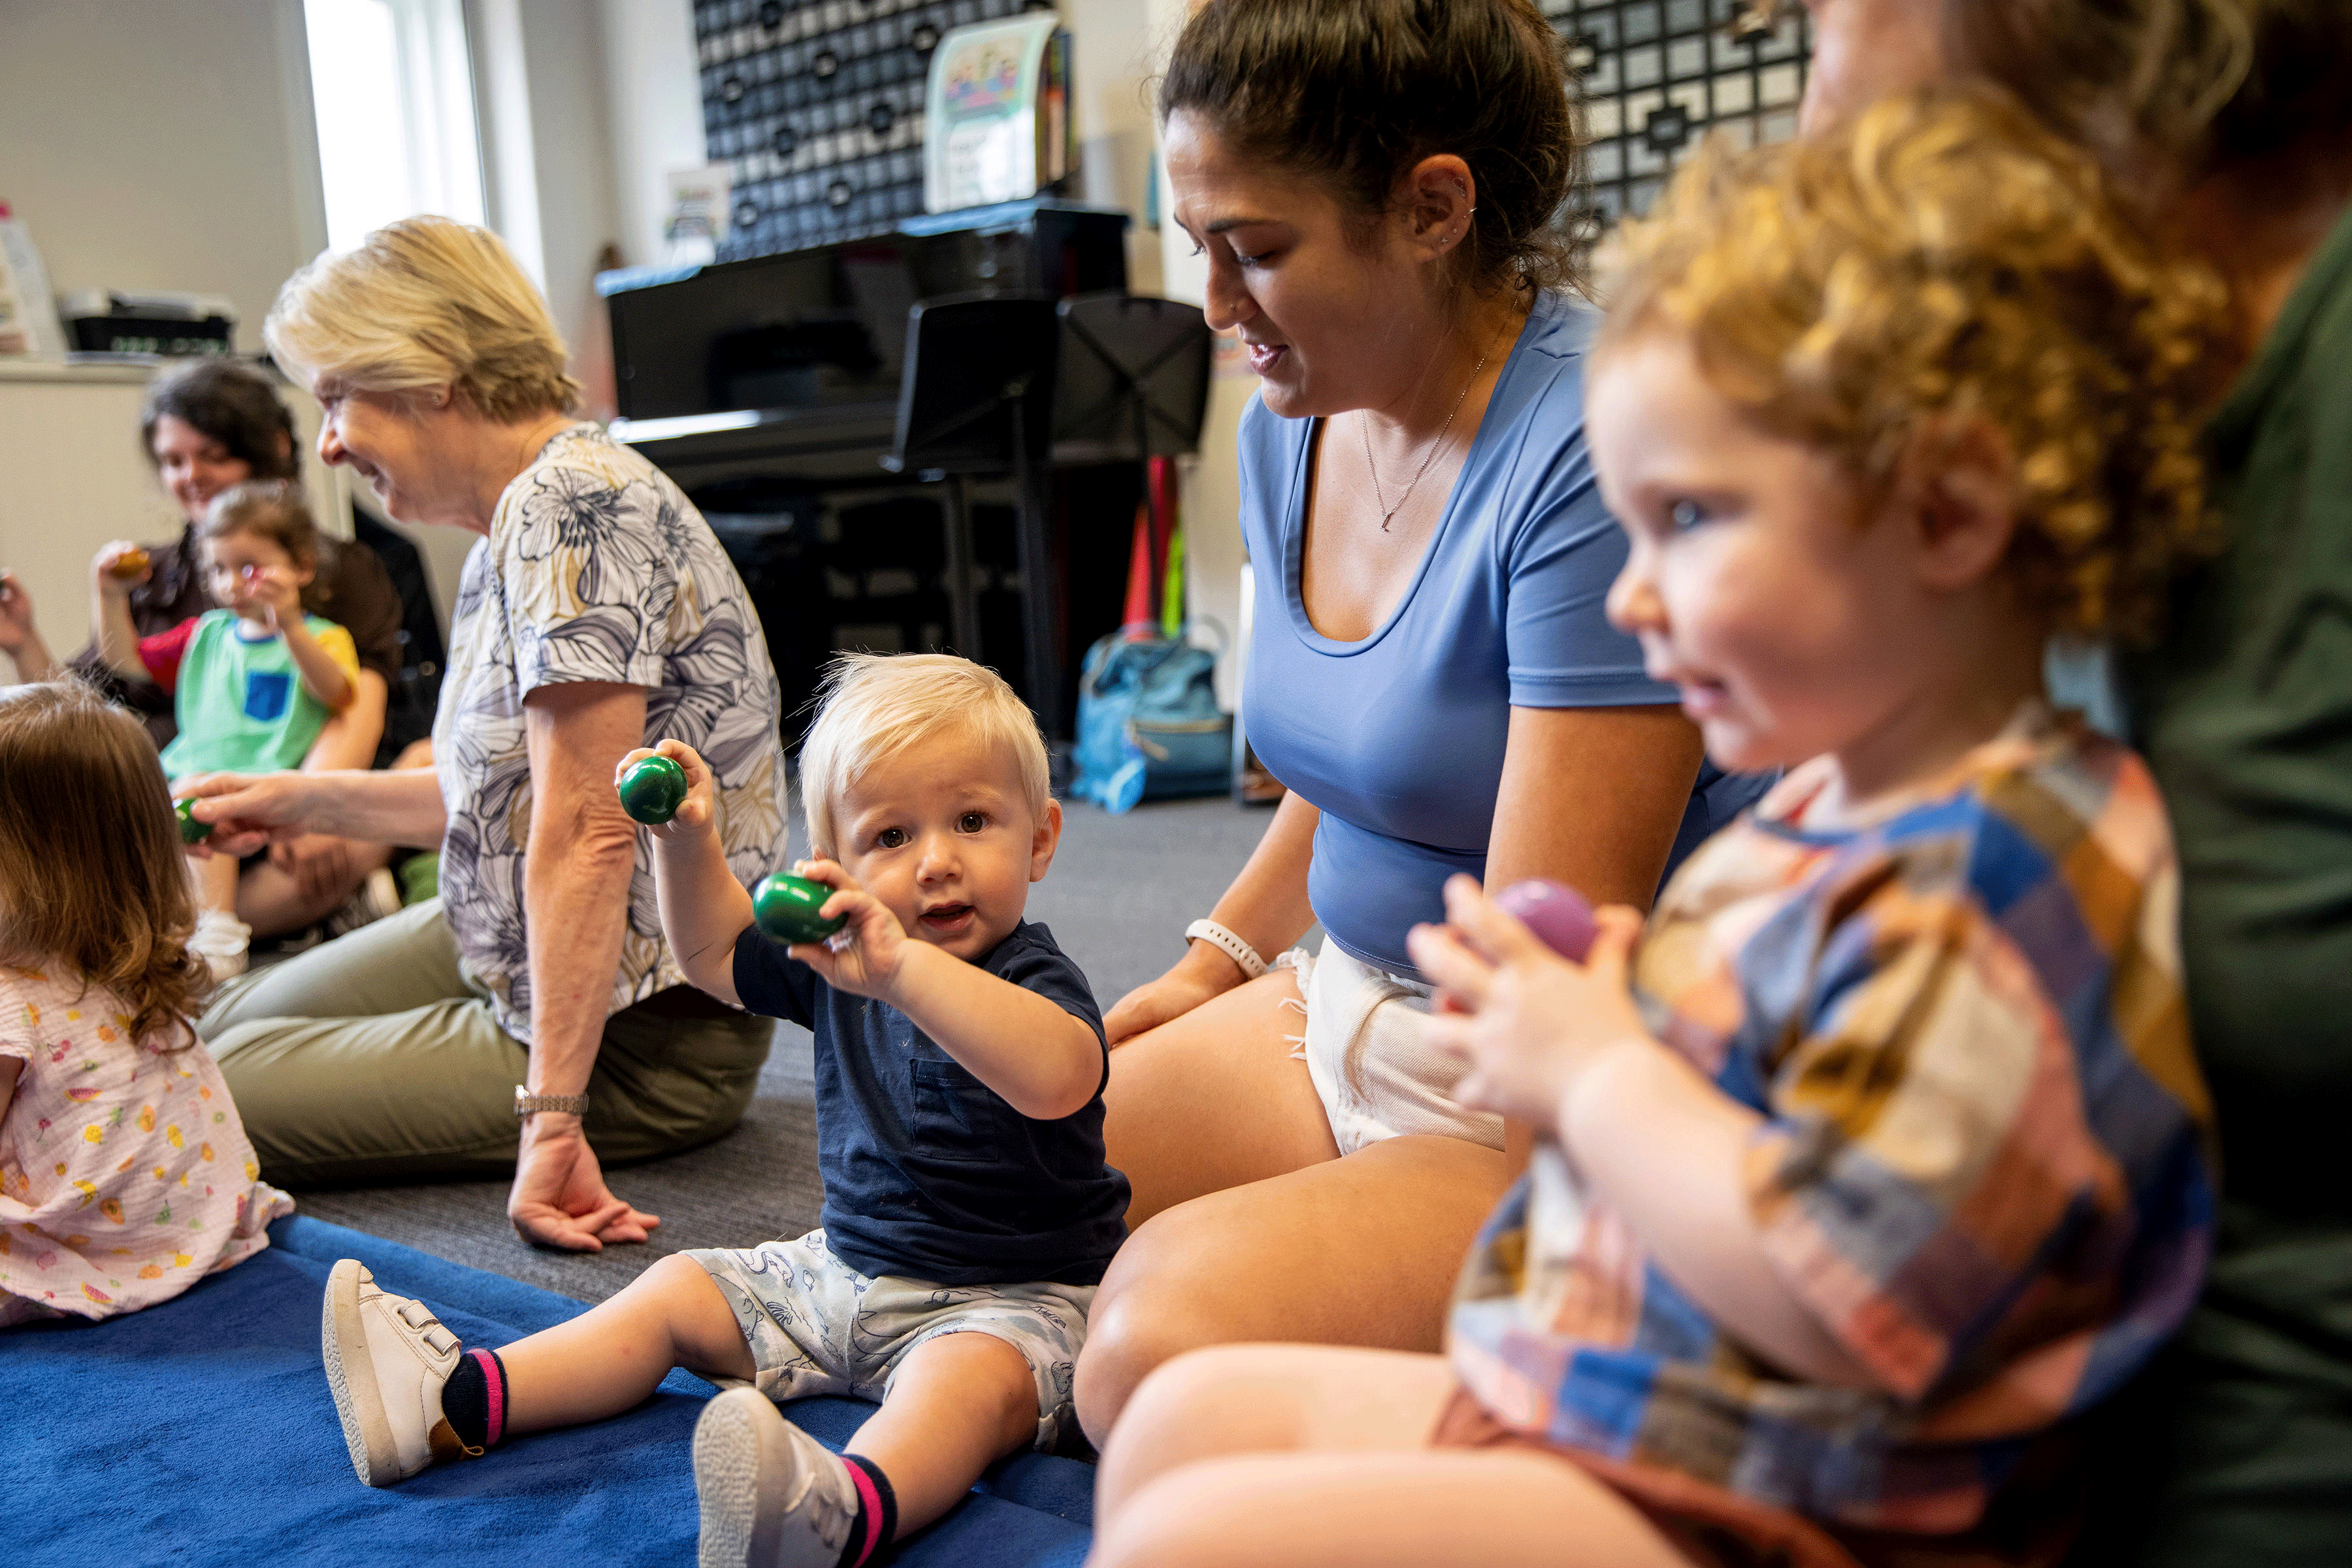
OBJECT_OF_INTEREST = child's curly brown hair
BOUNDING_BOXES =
[1594,88,2233,641]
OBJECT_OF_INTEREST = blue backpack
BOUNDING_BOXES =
[1070,624,1232,813]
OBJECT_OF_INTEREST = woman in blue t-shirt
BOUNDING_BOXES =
[1073,0,1770,1441]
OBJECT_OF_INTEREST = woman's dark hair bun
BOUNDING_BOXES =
[1160,0,1583,296]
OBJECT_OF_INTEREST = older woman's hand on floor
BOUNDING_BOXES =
[509,1114,659,1252]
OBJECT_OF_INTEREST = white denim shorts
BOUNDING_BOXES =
[686,1228,1095,1452]
[1279,938,1504,1158]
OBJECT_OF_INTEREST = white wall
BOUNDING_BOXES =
[0,0,321,354]
[0,1,344,662]
[598,0,704,270]
[469,0,622,372]
[1141,0,1252,708]
[1064,0,1163,298]
[517,0,621,363]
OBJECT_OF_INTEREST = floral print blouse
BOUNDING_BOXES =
[433,423,791,1041]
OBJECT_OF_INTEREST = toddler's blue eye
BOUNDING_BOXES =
[1669,499,1707,531]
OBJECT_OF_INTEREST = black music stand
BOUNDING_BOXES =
[1053,293,1212,544]
[882,292,1063,732]
[1053,293,1212,459]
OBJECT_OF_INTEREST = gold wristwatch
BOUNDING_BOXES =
[514,1085,590,1118]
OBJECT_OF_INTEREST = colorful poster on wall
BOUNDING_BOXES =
[0,202,64,361]
[923,15,1070,213]
[661,164,734,267]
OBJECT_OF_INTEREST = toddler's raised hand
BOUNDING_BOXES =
[237,563,303,629]
[1408,874,1654,1134]
[781,858,908,1000]
[614,739,717,840]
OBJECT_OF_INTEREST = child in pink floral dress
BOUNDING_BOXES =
[0,681,291,1325]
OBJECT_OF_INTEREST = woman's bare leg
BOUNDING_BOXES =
[1074,1133,1509,1443]
[1090,1344,1693,1568]
[1103,968,1334,1225]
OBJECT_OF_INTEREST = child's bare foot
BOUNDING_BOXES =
[693,1387,870,1568]
[321,1258,468,1486]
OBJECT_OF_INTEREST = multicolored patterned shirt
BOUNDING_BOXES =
[1,964,293,1325]
[1448,706,2215,1533]
[434,423,791,1041]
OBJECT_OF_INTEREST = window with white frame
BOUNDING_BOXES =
[304,0,485,253]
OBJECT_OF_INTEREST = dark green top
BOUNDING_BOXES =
[2115,198,2352,1567]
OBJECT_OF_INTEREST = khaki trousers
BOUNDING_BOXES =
[199,899,772,1186]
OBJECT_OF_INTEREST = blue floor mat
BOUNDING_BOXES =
[0,1215,1093,1567]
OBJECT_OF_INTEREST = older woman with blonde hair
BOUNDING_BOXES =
[181,217,790,1251]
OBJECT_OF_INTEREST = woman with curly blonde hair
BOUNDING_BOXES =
[174,218,787,1252]
[1085,88,2227,1568]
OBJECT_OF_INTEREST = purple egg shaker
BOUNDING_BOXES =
[1492,878,1599,962]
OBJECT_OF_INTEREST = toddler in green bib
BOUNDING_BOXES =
[93,480,357,977]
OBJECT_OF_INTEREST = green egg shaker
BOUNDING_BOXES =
[617,754,690,825]
[753,872,847,945]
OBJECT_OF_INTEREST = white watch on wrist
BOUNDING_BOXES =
[1184,918,1267,981]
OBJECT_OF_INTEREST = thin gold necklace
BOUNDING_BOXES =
[1358,323,1505,532]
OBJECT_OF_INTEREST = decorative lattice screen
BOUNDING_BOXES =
[694,1,1808,265]
[693,0,1033,263]
[1543,0,1812,241]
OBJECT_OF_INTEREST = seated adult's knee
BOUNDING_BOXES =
[1075,1217,1232,1443]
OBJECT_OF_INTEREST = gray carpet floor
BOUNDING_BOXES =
[290,793,1278,1303]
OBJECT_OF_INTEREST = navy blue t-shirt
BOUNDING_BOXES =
[731,919,1130,1286]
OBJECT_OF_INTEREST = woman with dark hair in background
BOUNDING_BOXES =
[74,360,402,752]
[5,359,409,940]
[1796,2,2352,1562]
[1074,0,1769,1441]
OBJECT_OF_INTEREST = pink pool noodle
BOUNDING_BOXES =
[1492,878,1599,963]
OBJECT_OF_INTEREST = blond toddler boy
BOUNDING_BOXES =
[318,653,1128,1568]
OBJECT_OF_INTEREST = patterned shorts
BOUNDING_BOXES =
[685,1229,1096,1451]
